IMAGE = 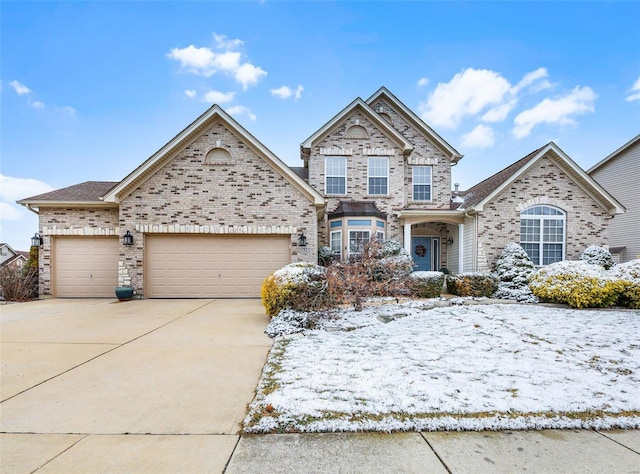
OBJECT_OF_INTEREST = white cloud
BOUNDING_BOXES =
[460,124,495,149]
[419,68,511,128]
[625,76,640,102]
[0,202,23,220]
[167,33,267,89]
[227,105,257,121]
[513,86,596,139]
[0,174,54,201]
[203,90,235,103]
[417,77,429,87]
[271,85,304,100]
[481,100,518,122]
[10,80,31,95]
[30,100,45,109]
[184,89,197,99]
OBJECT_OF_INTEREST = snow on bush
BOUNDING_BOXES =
[410,271,444,298]
[609,259,640,309]
[580,245,615,270]
[261,263,331,317]
[529,261,625,308]
[446,272,498,297]
[318,246,334,266]
[493,242,538,303]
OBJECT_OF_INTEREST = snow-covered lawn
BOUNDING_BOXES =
[244,302,640,433]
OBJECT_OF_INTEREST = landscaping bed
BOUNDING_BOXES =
[244,301,640,433]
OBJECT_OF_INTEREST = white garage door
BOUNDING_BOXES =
[54,237,119,297]
[145,235,291,298]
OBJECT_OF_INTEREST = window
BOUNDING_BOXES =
[376,231,385,241]
[413,166,432,201]
[330,231,342,259]
[520,205,565,266]
[349,230,370,256]
[325,157,346,195]
[368,157,388,195]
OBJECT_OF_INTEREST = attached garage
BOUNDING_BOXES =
[54,237,119,297]
[145,235,291,298]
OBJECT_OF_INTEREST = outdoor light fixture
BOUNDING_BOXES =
[446,238,454,245]
[122,231,134,246]
[298,232,307,247]
[31,232,43,248]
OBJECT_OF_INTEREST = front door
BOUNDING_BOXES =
[412,237,432,271]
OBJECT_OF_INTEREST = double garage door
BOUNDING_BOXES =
[53,235,290,298]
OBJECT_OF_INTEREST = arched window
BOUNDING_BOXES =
[205,147,234,165]
[345,125,368,139]
[520,205,565,265]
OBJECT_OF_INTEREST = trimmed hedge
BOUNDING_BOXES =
[446,273,498,297]
[610,259,640,309]
[410,271,444,298]
[529,261,624,308]
[261,263,330,317]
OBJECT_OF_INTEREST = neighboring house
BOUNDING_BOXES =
[18,87,625,298]
[588,134,640,263]
[0,243,28,269]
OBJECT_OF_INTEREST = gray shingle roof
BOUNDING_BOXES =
[459,146,544,210]
[18,181,118,203]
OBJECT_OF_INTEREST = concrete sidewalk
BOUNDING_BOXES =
[1,299,639,473]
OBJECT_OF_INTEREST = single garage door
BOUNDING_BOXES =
[145,235,291,298]
[54,237,119,297]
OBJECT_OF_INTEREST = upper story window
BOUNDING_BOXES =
[413,166,432,201]
[520,205,565,266]
[368,157,389,195]
[325,157,347,195]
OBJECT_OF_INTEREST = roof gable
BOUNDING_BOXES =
[366,87,463,163]
[300,97,414,159]
[460,142,625,216]
[104,105,324,207]
[587,133,640,174]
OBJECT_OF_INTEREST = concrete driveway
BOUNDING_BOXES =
[1,298,273,473]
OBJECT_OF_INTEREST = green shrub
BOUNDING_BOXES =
[493,242,537,302]
[528,261,624,308]
[410,271,444,298]
[446,273,498,297]
[261,263,332,317]
[609,259,640,309]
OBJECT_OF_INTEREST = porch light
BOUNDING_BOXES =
[446,238,454,245]
[122,231,134,246]
[31,232,43,248]
[298,232,307,247]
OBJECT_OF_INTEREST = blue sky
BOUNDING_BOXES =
[2,1,639,250]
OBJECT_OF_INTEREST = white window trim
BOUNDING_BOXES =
[412,166,433,201]
[520,206,566,266]
[330,230,342,260]
[348,229,371,258]
[367,157,389,196]
[325,156,347,195]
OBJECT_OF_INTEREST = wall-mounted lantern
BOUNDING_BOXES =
[446,237,454,246]
[298,232,307,247]
[31,232,43,248]
[123,231,134,246]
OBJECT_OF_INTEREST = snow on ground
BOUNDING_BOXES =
[244,303,640,433]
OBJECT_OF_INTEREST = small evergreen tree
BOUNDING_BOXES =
[494,242,537,302]
[580,245,615,270]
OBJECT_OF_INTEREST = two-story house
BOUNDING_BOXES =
[18,87,624,299]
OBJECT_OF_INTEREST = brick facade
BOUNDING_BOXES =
[476,156,610,270]
[118,120,317,296]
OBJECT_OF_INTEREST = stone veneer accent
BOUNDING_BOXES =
[118,120,317,296]
[475,156,610,270]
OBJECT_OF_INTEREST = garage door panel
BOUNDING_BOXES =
[145,235,291,298]
[54,237,119,298]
